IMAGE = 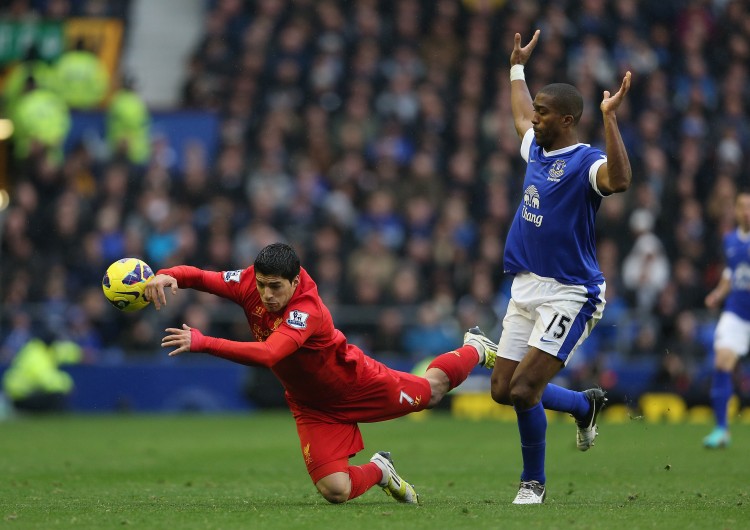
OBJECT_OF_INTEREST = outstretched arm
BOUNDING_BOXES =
[595,72,633,195]
[161,324,299,368]
[145,266,244,310]
[510,30,540,139]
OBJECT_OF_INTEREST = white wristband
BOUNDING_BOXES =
[510,64,525,82]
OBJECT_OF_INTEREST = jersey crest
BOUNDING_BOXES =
[286,309,309,329]
[548,159,566,180]
[223,270,242,282]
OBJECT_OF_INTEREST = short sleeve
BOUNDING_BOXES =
[588,156,608,197]
[520,128,534,162]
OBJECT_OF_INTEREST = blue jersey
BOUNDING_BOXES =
[504,129,608,285]
[723,229,750,321]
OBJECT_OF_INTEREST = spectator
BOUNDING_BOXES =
[54,38,110,110]
[403,300,460,361]
[1,45,56,115]
[622,209,670,313]
[2,329,82,413]
[106,75,151,165]
[11,75,71,165]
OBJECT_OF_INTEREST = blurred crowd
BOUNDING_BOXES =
[1,0,750,403]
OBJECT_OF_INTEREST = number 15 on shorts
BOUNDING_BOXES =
[544,313,571,340]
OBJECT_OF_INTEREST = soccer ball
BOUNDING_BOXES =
[102,258,154,312]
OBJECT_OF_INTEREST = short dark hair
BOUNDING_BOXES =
[538,83,584,124]
[254,243,300,281]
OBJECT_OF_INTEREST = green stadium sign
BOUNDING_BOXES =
[0,20,65,65]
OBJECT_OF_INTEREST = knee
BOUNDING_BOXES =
[490,384,510,405]
[425,369,449,408]
[316,470,351,504]
[322,492,349,504]
[426,388,445,408]
[508,379,538,410]
[316,483,349,504]
[714,348,738,372]
[490,376,511,405]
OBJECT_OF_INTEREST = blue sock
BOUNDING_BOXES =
[542,384,590,419]
[710,370,733,429]
[516,402,546,484]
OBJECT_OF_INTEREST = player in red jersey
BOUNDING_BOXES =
[145,242,497,505]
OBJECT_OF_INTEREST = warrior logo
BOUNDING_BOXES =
[522,185,544,227]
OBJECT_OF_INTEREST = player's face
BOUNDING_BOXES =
[531,93,567,149]
[256,273,300,313]
[736,194,750,232]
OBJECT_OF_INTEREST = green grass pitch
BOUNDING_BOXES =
[1,412,748,529]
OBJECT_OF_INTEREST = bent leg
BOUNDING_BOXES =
[509,347,563,410]
[315,469,351,504]
[424,327,498,406]
[314,460,384,503]
[424,344,480,406]
[490,357,519,405]
[292,412,367,502]
[423,367,450,406]
[491,296,534,405]
[540,384,592,419]
[494,359,594,420]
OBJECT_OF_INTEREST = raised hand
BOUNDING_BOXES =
[162,323,192,356]
[601,71,632,115]
[511,30,540,66]
[144,274,178,310]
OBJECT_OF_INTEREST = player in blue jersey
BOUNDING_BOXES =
[489,30,632,504]
[703,190,750,449]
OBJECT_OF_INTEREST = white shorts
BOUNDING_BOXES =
[497,272,606,366]
[714,311,750,357]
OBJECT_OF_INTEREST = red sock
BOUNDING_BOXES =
[347,462,383,500]
[427,345,479,391]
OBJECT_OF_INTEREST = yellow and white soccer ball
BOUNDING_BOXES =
[102,258,154,312]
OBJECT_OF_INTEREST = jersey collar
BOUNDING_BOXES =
[542,142,589,158]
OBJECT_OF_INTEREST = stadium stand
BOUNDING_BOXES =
[1,0,749,410]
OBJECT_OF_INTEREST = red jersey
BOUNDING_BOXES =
[158,265,370,405]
